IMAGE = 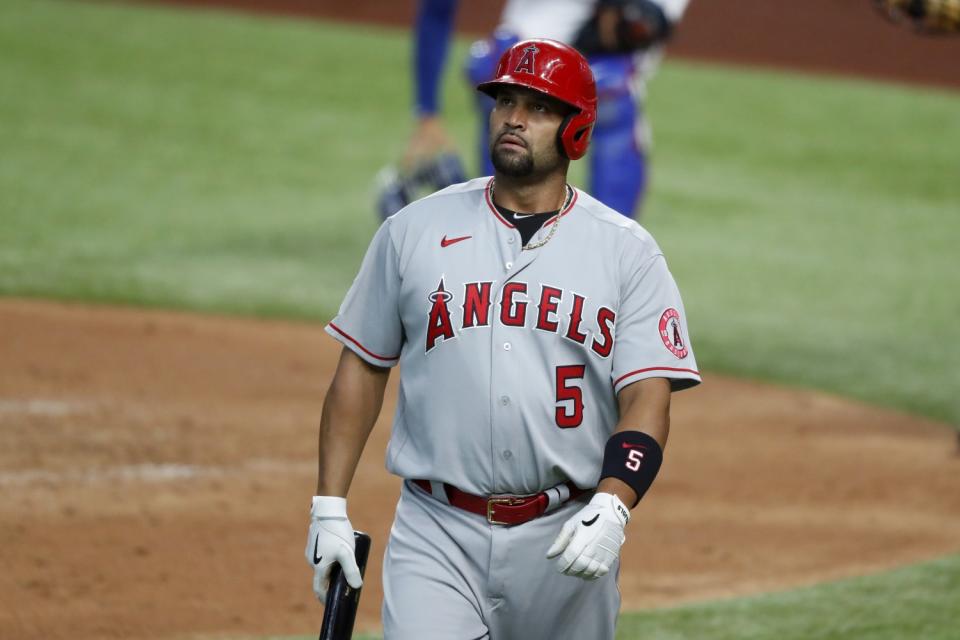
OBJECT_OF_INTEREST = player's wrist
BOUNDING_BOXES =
[311,495,348,519]
[595,479,638,515]
[599,430,664,508]
[589,491,631,525]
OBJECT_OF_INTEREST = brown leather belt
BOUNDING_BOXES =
[412,479,585,526]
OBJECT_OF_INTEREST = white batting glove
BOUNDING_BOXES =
[546,492,630,581]
[304,496,363,600]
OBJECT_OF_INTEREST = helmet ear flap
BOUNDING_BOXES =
[558,111,594,160]
[557,112,576,159]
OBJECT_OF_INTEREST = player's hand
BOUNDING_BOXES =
[400,115,456,171]
[304,496,363,600]
[546,492,630,580]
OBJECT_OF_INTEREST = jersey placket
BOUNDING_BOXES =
[486,194,549,493]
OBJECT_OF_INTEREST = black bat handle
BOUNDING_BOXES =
[319,531,372,640]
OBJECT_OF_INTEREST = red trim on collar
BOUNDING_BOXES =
[484,179,578,228]
[485,178,515,228]
[546,188,578,225]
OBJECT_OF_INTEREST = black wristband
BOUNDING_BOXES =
[600,431,664,507]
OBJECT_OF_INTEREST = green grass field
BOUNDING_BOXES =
[2,1,959,637]
[615,554,960,640]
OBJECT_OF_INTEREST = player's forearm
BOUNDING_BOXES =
[613,377,671,447]
[315,349,390,496]
[599,377,671,506]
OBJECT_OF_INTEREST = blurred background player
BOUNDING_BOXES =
[375,0,468,219]
[873,0,960,33]
[377,0,689,220]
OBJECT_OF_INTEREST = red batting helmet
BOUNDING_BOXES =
[477,39,597,161]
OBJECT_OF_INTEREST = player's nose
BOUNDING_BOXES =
[503,105,528,129]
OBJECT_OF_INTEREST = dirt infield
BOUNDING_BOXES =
[2,299,959,639]
[148,0,960,90]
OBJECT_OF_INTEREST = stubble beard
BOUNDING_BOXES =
[491,145,535,178]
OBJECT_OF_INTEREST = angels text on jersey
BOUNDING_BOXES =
[425,277,615,358]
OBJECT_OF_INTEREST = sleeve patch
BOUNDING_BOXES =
[658,308,689,359]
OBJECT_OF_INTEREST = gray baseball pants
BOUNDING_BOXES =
[382,480,621,639]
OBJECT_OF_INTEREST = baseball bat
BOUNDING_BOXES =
[318,531,372,640]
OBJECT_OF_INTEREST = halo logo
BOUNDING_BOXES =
[659,308,688,359]
[425,279,455,352]
[514,45,539,74]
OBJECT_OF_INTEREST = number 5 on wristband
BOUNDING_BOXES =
[600,431,664,506]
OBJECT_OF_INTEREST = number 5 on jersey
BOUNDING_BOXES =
[555,365,585,428]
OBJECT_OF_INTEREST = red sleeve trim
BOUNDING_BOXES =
[614,366,700,387]
[327,322,400,362]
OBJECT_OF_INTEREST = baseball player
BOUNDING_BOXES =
[309,39,700,639]
[379,0,689,220]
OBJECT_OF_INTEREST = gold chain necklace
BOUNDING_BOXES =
[490,182,573,251]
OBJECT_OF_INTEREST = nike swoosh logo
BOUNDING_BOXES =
[440,234,472,248]
[581,514,600,527]
[513,213,535,219]
[622,443,647,449]
[313,537,322,565]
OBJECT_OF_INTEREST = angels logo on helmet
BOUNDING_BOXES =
[514,44,539,74]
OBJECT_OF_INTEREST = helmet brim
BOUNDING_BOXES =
[476,79,582,115]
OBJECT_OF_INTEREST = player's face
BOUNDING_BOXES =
[489,87,570,179]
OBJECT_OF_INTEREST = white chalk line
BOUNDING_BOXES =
[0,398,93,417]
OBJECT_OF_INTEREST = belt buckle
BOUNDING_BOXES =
[486,495,527,525]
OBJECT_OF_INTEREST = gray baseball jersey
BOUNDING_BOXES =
[326,177,700,496]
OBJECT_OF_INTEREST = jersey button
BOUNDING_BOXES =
[505,261,513,270]
[503,342,511,351]
[502,450,513,460]
[500,395,510,406]
[507,236,515,244]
